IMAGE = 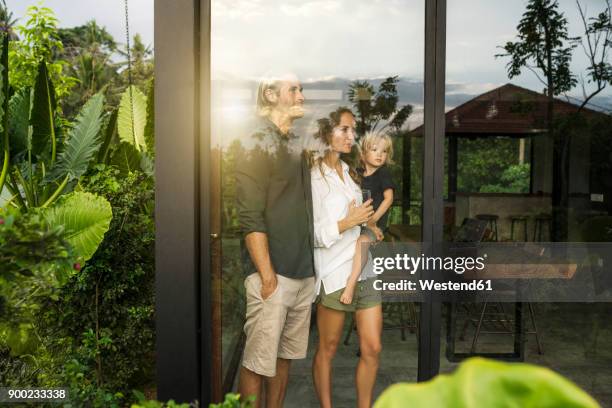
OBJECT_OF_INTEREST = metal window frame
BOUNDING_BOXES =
[154,0,447,402]
[419,0,446,382]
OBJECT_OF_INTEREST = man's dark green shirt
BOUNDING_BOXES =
[235,119,315,279]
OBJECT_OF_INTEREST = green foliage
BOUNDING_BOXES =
[3,54,107,210]
[57,20,119,117]
[34,166,155,407]
[115,34,154,92]
[110,83,154,176]
[222,139,246,235]
[457,137,530,194]
[31,59,57,159]
[8,3,77,99]
[209,393,255,408]
[118,85,147,151]
[497,0,577,96]
[374,357,600,408]
[348,76,413,138]
[43,191,112,273]
[129,390,193,408]
[46,92,105,183]
[479,163,530,193]
[144,79,155,156]
[0,206,74,359]
[0,206,72,279]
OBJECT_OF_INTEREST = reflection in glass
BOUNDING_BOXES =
[212,0,425,404]
[443,2,612,406]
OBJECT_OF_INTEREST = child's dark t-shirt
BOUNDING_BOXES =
[358,165,396,229]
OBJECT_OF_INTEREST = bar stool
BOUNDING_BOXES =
[533,213,552,242]
[476,214,499,241]
[509,215,528,241]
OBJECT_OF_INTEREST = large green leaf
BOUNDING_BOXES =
[111,141,141,175]
[8,88,31,161]
[30,61,56,159]
[42,191,112,264]
[118,85,147,152]
[96,108,118,164]
[144,78,155,156]
[374,357,600,408]
[48,92,105,182]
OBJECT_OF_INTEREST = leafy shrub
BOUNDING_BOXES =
[34,165,155,406]
[209,393,254,408]
[374,357,600,408]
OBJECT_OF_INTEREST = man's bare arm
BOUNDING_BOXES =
[244,231,277,299]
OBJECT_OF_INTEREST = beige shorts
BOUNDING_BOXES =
[242,273,315,377]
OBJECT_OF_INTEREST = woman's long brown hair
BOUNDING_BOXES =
[308,107,361,185]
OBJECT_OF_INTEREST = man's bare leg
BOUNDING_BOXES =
[239,366,263,408]
[265,358,291,408]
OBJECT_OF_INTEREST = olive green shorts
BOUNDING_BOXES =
[316,278,382,312]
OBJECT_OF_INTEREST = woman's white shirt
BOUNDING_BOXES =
[311,160,374,297]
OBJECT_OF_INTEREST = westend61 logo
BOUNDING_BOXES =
[372,253,487,275]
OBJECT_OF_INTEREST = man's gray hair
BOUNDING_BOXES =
[255,72,298,117]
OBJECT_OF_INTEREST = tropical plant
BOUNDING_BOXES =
[0,191,111,361]
[115,34,154,92]
[1,55,107,211]
[32,167,154,406]
[209,393,255,408]
[101,79,154,176]
[57,20,119,117]
[8,3,77,99]
[374,357,601,408]
[496,0,578,241]
[347,76,413,138]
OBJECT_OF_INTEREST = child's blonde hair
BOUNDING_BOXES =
[359,131,394,165]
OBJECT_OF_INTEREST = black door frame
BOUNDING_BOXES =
[154,0,447,403]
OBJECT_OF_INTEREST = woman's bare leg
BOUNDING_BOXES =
[355,305,383,408]
[312,303,346,408]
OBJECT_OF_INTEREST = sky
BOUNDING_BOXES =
[6,0,610,99]
[5,0,612,145]
[5,0,154,52]
[212,0,612,100]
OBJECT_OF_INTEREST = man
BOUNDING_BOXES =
[236,73,315,408]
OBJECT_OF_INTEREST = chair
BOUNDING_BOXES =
[533,213,552,242]
[476,214,499,241]
[463,302,543,355]
[509,215,528,241]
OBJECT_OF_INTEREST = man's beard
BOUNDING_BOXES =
[288,104,305,118]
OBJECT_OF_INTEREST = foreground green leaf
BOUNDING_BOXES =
[374,357,600,408]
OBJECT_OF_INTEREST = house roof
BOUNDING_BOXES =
[410,83,607,136]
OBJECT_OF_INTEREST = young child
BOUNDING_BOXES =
[340,131,395,305]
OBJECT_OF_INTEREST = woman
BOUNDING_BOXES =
[310,107,383,408]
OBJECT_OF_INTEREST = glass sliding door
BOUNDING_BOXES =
[210,1,427,404]
[441,1,612,406]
